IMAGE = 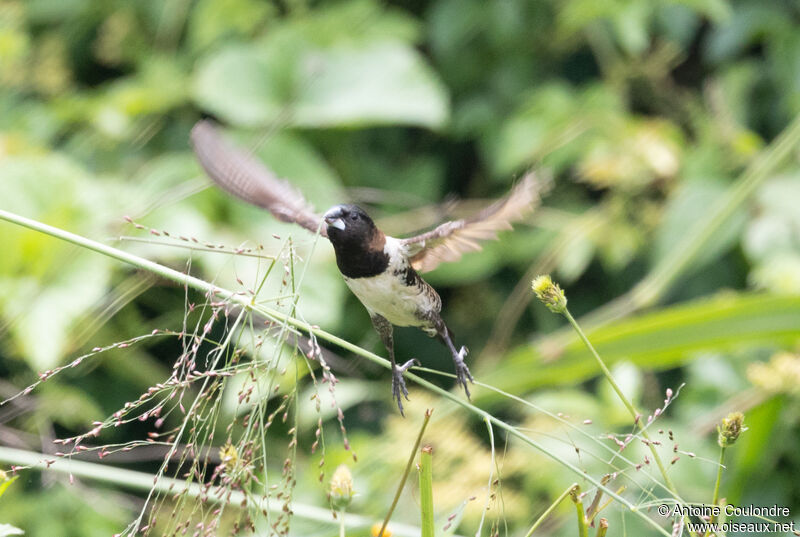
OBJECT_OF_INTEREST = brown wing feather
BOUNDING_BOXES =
[190,120,326,237]
[400,173,542,272]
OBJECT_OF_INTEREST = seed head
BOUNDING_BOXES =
[531,275,567,314]
[329,464,354,511]
[717,412,746,448]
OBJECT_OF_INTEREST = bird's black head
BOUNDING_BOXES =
[323,204,388,278]
[323,204,379,246]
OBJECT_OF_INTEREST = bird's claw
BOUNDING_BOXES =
[453,346,473,399]
[391,359,420,416]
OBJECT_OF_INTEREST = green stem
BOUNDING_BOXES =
[0,210,671,537]
[570,486,589,537]
[563,308,697,536]
[0,446,425,537]
[524,483,577,537]
[705,446,726,536]
[339,511,346,537]
[474,416,495,537]
[563,309,679,496]
[596,518,608,537]
[419,445,434,537]
[711,447,725,507]
[377,409,433,537]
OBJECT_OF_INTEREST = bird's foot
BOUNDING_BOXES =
[392,358,420,417]
[452,346,473,399]
[392,359,420,417]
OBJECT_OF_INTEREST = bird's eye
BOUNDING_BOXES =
[350,213,358,221]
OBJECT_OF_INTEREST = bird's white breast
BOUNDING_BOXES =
[342,237,437,328]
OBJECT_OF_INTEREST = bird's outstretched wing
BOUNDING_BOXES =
[400,173,543,273]
[190,120,326,237]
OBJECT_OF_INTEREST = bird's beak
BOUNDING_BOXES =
[323,206,346,231]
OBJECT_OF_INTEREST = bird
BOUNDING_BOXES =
[190,120,542,415]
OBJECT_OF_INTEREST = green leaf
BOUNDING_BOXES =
[556,230,594,283]
[0,484,126,535]
[652,179,747,270]
[187,0,276,51]
[704,5,789,63]
[743,173,800,293]
[192,44,289,127]
[0,476,18,500]
[727,395,784,504]
[193,40,448,129]
[490,83,624,176]
[294,42,449,128]
[480,293,800,400]
[673,0,731,22]
[743,173,800,262]
[612,1,650,56]
[280,0,421,47]
[90,56,189,139]
[0,155,118,369]
[2,251,111,371]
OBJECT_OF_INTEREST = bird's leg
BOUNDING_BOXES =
[435,318,473,399]
[370,314,418,416]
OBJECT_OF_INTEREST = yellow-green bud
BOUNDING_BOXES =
[717,412,746,448]
[329,464,354,511]
[531,275,567,314]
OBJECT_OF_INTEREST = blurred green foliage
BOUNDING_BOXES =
[1,0,800,535]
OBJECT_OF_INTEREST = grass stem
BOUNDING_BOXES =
[711,447,725,507]
[524,483,577,537]
[377,409,434,537]
[419,445,434,537]
[563,308,696,535]
[596,518,608,537]
[705,446,726,536]
[563,309,679,496]
[570,485,589,537]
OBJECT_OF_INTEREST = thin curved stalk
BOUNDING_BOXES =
[524,483,577,537]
